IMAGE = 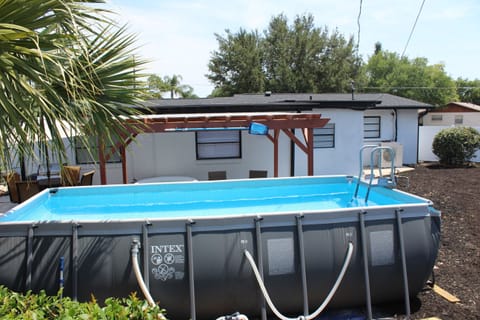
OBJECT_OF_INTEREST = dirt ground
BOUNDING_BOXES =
[395,165,480,319]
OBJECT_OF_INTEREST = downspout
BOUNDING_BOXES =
[393,108,398,142]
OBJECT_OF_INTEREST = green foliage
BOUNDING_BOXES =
[0,0,147,172]
[146,74,197,99]
[0,286,166,320]
[432,127,480,166]
[364,48,458,106]
[208,29,264,97]
[456,78,480,105]
[207,13,363,97]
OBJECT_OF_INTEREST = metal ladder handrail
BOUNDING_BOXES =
[354,145,397,202]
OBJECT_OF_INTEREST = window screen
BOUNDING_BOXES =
[196,131,241,159]
[364,116,381,139]
[314,123,335,148]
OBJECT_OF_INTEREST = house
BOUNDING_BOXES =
[14,93,431,185]
[92,93,431,184]
[421,102,480,126]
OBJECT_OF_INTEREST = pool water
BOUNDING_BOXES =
[0,176,428,223]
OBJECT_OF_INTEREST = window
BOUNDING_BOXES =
[314,123,335,148]
[75,136,121,164]
[431,114,443,121]
[196,130,241,160]
[364,116,381,139]
[454,115,463,125]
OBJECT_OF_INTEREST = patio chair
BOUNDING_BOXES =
[3,171,21,203]
[249,170,268,178]
[79,170,95,186]
[61,165,81,186]
[16,181,40,203]
[208,171,227,180]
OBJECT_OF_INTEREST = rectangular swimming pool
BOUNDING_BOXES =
[0,175,440,319]
[1,176,429,223]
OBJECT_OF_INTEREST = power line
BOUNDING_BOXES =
[401,0,427,58]
[356,0,363,53]
[363,86,479,90]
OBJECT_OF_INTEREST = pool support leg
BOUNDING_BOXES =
[26,225,36,291]
[254,217,267,320]
[359,211,373,320]
[142,223,151,290]
[395,209,411,318]
[296,215,309,317]
[186,220,196,320]
[72,224,79,301]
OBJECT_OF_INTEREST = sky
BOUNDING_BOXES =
[107,0,479,98]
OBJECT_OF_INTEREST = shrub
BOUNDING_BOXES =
[0,286,166,319]
[432,127,480,166]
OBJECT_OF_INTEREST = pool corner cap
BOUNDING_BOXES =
[248,122,269,135]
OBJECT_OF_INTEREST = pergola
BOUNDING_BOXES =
[98,112,330,184]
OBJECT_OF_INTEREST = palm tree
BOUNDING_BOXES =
[162,74,195,99]
[0,0,146,175]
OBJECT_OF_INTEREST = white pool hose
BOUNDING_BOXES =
[131,240,167,320]
[244,242,354,320]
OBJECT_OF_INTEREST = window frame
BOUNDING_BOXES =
[454,115,463,125]
[75,136,122,165]
[431,114,443,121]
[313,123,335,149]
[364,116,381,139]
[195,130,242,160]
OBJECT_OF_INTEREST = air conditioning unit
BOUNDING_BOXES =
[380,142,403,168]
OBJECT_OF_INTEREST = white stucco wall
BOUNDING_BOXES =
[396,109,420,164]
[294,109,364,176]
[362,109,419,165]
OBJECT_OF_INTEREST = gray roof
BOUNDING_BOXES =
[140,93,433,114]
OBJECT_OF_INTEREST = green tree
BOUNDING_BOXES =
[456,78,480,105]
[146,74,198,99]
[207,13,362,96]
[162,74,197,99]
[207,29,264,97]
[146,74,166,98]
[0,0,146,172]
[364,47,458,106]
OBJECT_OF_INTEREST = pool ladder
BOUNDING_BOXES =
[353,145,411,320]
[354,145,397,203]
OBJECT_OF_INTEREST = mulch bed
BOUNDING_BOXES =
[395,165,480,319]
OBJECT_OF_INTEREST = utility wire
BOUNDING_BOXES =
[401,0,427,57]
[356,0,363,53]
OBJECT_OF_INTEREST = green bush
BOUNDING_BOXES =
[432,127,480,166]
[0,286,166,319]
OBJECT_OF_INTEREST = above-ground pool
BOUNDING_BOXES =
[0,175,440,319]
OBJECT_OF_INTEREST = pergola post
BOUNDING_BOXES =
[273,129,280,177]
[98,137,107,185]
[307,128,314,176]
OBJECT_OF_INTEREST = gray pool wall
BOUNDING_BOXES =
[0,204,440,319]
